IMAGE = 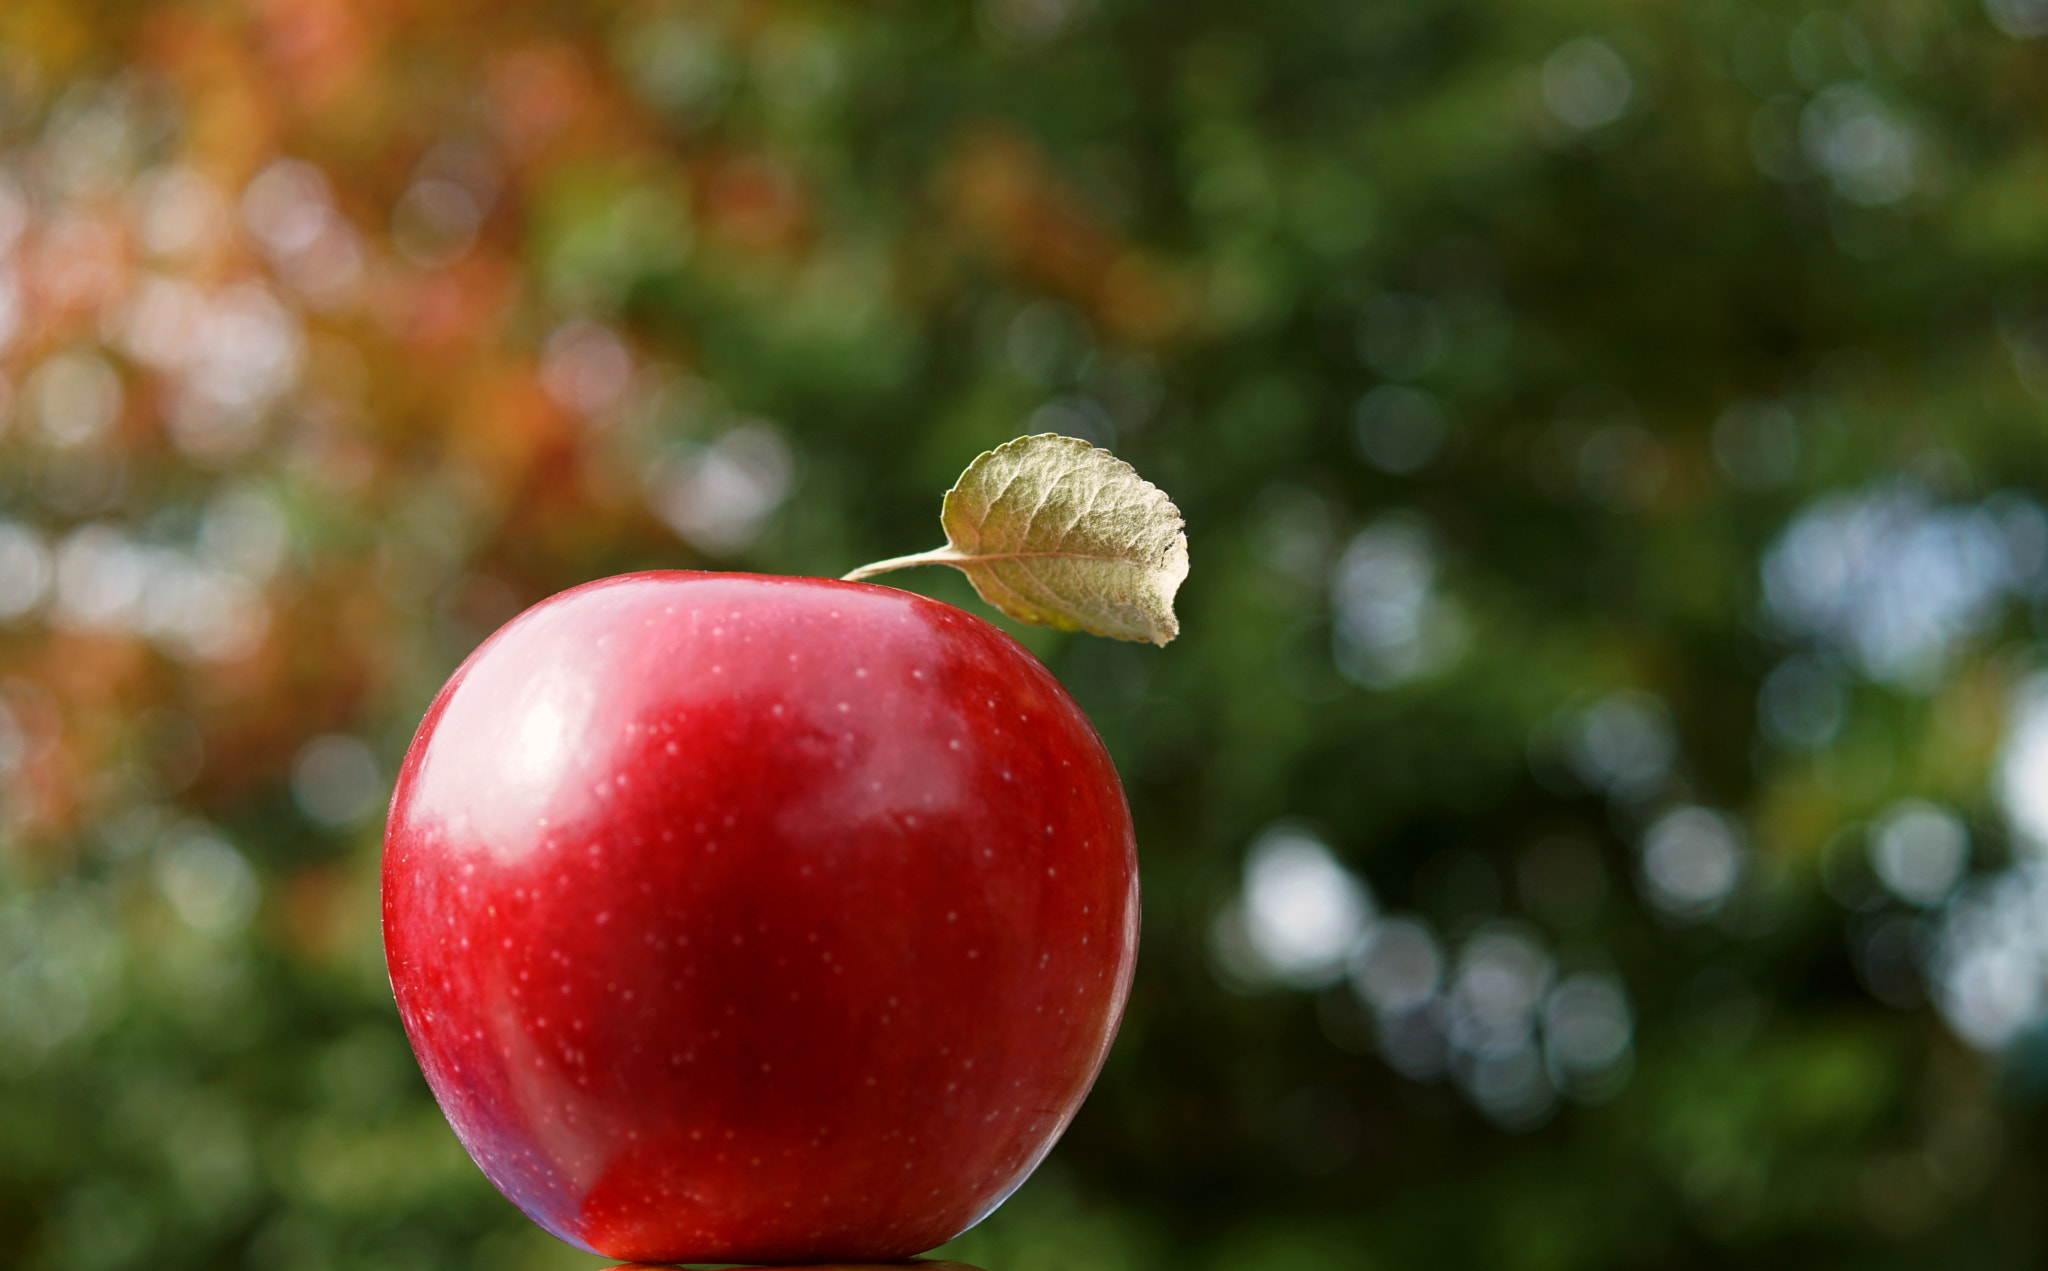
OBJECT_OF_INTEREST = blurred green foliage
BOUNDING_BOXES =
[5,0,2048,1268]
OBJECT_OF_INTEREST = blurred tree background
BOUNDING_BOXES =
[6,0,2048,1267]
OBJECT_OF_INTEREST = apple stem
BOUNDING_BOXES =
[842,546,965,581]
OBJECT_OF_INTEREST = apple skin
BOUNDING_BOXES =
[382,572,1139,1264]
[606,1264,986,1270]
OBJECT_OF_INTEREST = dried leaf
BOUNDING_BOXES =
[844,434,1188,645]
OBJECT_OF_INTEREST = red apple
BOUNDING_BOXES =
[382,571,1139,1264]
[606,1264,986,1270]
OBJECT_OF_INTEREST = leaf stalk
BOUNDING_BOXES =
[842,546,963,581]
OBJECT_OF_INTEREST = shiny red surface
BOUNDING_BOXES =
[382,573,1139,1264]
